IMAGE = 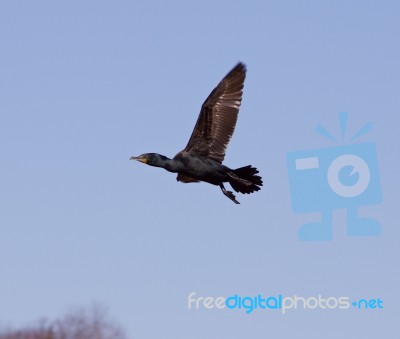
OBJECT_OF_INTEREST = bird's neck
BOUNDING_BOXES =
[152,154,182,173]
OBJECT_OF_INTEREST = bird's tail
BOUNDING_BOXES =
[228,165,263,194]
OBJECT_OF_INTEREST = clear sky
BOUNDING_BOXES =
[1,1,399,338]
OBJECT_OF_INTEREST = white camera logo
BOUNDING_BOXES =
[327,154,370,198]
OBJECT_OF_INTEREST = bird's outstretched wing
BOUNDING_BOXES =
[180,63,246,163]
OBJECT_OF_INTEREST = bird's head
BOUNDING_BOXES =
[130,153,168,167]
[130,153,159,166]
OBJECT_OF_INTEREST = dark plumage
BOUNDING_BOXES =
[130,63,262,204]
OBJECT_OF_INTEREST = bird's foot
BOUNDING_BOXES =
[219,183,240,204]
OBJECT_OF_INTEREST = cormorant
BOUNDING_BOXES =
[130,63,262,204]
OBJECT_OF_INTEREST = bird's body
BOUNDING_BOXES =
[143,152,232,184]
[173,153,227,184]
[131,63,262,204]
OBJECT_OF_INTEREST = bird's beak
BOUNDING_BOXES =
[130,155,147,164]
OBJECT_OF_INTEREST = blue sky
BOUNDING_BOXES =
[0,1,399,338]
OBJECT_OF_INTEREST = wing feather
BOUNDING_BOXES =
[179,63,246,163]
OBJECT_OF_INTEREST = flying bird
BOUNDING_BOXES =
[131,63,262,204]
